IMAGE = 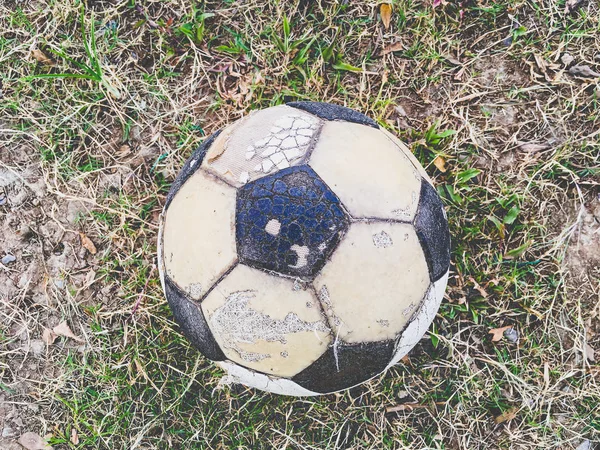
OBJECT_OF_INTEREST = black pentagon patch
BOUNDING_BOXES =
[164,275,226,361]
[236,165,350,279]
[165,130,222,209]
[292,340,394,394]
[286,101,379,129]
[414,181,451,282]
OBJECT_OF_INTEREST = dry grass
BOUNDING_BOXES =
[1,0,599,449]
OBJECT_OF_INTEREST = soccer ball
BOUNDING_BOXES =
[157,102,450,396]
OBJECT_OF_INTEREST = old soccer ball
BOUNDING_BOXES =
[157,102,450,396]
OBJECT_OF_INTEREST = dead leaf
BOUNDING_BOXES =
[489,326,513,342]
[117,144,131,158]
[395,105,408,117]
[380,3,392,30]
[576,440,592,450]
[79,232,97,255]
[561,53,574,66]
[533,53,559,82]
[70,428,79,445]
[53,321,84,343]
[584,343,595,362]
[564,0,583,13]
[516,141,551,152]
[31,49,53,65]
[433,155,447,172]
[569,65,600,78]
[468,276,488,298]
[382,41,404,55]
[503,327,519,343]
[84,269,96,287]
[42,328,57,345]
[253,70,265,85]
[494,407,518,424]
[18,432,52,450]
[444,55,462,66]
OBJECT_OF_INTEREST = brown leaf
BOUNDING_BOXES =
[42,328,57,345]
[569,65,600,78]
[576,440,592,450]
[433,155,447,172]
[561,53,574,66]
[494,407,518,424]
[380,3,393,30]
[79,232,97,255]
[395,105,408,116]
[489,326,513,342]
[516,141,551,152]
[382,41,404,55]
[117,144,131,158]
[31,49,53,65]
[52,321,84,343]
[444,55,462,66]
[564,0,583,13]
[84,269,96,287]
[70,428,79,445]
[18,432,53,450]
[468,276,488,298]
[584,343,595,362]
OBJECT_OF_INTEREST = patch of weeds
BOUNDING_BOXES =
[213,26,251,56]
[8,8,34,32]
[26,9,120,98]
[175,6,215,45]
[90,210,115,227]
[78,156,102,172]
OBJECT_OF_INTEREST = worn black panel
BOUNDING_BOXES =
[164,130,222,210]
[286,101,379,129]
[236,165,350,279]
[292,340,394,393]
[414,181,451,282]
[164,275,226,361]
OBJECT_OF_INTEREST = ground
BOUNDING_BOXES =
[0,0,599,449]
